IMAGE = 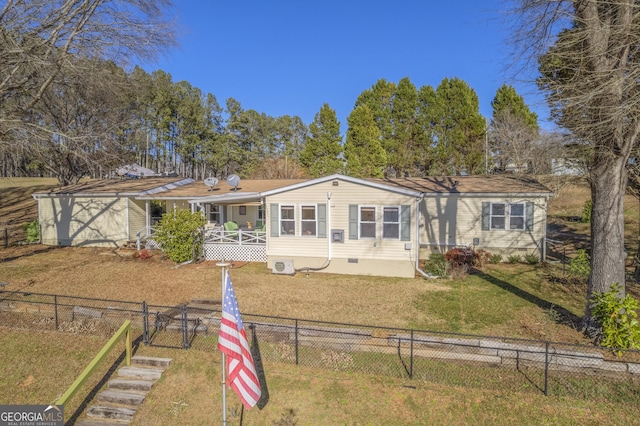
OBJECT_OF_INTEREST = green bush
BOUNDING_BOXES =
[523,253,539,265]
[489,254,502,264]
[591,284,640,354]
[424,253,447,277]
[581,199,592,223]
[22,220,39,243]
[569,249,590,277]
[507,255,521,264]
[153,210,205,263]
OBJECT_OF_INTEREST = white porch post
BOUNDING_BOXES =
[145,200,150,235]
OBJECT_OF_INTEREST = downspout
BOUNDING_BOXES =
[542,195,549,261]
[145,200,150,236]
[327,191,332,261]
[126,198,130,242]
[415,193,431,278]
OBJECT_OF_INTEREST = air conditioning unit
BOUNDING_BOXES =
[272,259,295,275]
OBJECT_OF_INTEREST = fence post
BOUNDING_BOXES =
[182,303,189,349]
[142,301,148,345]
[544,341,549,396]
[295,319,299,365]
[410,330,414,379]
[54,295,59,330]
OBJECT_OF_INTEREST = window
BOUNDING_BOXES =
[382,206,400,239]
[280,205,295,235]
[208,204,221,224]
[239,206,246,215]
[301,205,317,236]
[257,204,265,226]
[490,203,506,230]
[509,203,525,230]
[360,206,376,238]
[485,202,529,231]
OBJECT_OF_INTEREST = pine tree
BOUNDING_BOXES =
[344,105,387,178]
[300,103,343,177]
[425,78,486,175]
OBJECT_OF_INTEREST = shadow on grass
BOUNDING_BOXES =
[475,270,582,330]
[0,245,56,263]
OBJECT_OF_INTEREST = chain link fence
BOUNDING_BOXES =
[0,223,29,248]
[1,290,638,402]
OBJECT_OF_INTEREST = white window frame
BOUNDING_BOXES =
[280,204,296,236]
[490,202,506,230]
[257,204,265,226]
[509,203,526,230]
[300,205,317,237]
[359,205,377,239]
[208,204,222,225]
[382,205,401,240]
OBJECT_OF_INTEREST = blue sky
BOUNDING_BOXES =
[144,1,550,130]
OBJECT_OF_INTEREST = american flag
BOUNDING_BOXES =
[217,271,261,409]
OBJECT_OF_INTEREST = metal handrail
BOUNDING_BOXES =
[55,320,132,411]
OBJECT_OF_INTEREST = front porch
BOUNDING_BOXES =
[202,227,267,262]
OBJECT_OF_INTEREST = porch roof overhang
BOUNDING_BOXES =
[187,192,262,205]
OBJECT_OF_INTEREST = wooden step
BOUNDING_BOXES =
[190,298,221,305]
[166,322,208,333]
[97,390,146,406]
[76,419,130,426]
[132,356,172,368]
[171,311,211,321]
[117,366,164,381]
[108,378,155,392]
[86,405,136,422]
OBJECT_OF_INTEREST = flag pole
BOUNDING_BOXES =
[217,261,230,426]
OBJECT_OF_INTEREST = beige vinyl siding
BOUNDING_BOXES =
[266,180,418,277]
[128,199,147,240]
[227,205,261,228]
[39,196,129,247]
[420,194,547,257]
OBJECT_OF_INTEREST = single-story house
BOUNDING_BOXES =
[33,174,553,278]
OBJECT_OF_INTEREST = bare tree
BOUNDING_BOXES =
[0,0,176,112]
[509,0,640,335]
[0,0,176,182]
[489,109,539,173]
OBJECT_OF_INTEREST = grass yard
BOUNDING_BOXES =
[1,329,638,426]
[0,246,599,343]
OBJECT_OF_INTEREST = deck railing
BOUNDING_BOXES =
[203,227,266,245]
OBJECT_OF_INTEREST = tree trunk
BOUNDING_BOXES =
[582,157,628,335]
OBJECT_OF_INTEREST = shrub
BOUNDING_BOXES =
[22,220,39,243]
[489,254,502,264]
[445,247,477,268]
[569,249,590,277]
[581,199,592,223]
[445,247,479,278]
[153,210,206,263]
[424,253,447,277]
[507,255,521,264]
[591,284,640,354]
[474,249,492,268]
[523,253,539,265]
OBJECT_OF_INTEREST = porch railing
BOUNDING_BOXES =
[136,226,159,250]
[203,227,266,245]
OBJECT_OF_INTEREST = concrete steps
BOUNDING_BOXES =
[75,356,171,426]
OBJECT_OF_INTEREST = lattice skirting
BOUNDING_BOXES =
[203,244,267,262]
